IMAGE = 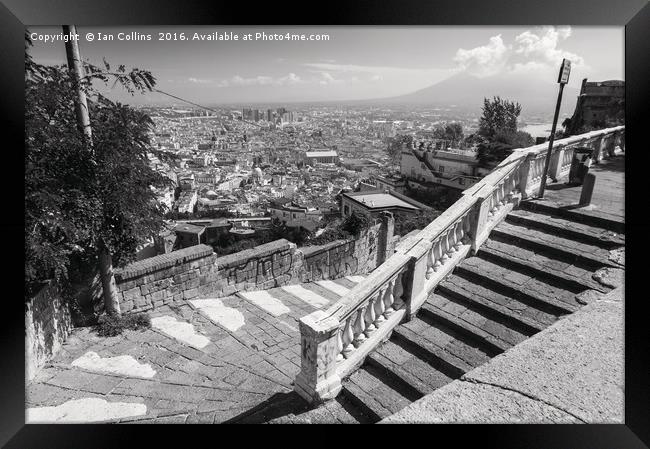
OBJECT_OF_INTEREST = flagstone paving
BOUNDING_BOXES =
[26,276,367,423]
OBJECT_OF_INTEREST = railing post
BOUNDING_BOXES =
[294,311,342,404]
[548,145,565,182]
[605,134,617,158]
[620,130,625,152]
[469,187,491,255]
[518,153,534,198]
[591,136,604,163]
[403,245,428,320]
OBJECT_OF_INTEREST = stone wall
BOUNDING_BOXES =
[114,213,395,313]
[205,239,304,298]
[26,281,73,381]
[114,240,303,313]
[301,213,395,283]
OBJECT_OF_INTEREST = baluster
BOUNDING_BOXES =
[453,220,463,251]
[487,194,495,218]
[433,239,442,271]
[440,231,450,262]
[336,329,344,361]
[460,214,469,244]
[426,245,435,279]
[448,224,458,253]
[498,182,506,206]
[490,190,499,215]
[341,317,355,358]
[382,280,395,317]
[363,299,377,337]
[392,270,405,310]
[373,291,386,326]
[352,308,366,347]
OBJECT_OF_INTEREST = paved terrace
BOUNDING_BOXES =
[539,155,624,225]
[26,276,367,423]
[26,151,624,424]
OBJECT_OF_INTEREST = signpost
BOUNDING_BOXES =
[539,58,571,198]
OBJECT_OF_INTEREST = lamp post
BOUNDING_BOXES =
[539,58,571,198]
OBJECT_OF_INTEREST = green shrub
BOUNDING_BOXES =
[95,312,151,337]
[340,212,370,236]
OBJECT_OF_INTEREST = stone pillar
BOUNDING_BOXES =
[469,186,492,254]
[403,241,429,320]
[294,310,342,403]
[548,146,565,182]
[605,135,617,158]
[377,211,395,266]
[517,153,534,198]
[620,131,625,152]
[591,136,604,164]
[579,173,597,205]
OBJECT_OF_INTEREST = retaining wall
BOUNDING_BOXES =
[25,282,73,381]
[114,213,395,313]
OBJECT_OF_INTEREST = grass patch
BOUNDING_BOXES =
[95,312,151,337]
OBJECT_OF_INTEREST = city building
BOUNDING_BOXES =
[304,149,339,165]
[340,190,430,219]
[374,175,407,195]
[177,190,198,214]
[401,141,486,190]
[566,79,625,134]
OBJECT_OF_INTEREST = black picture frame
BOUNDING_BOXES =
[2,0,648,446]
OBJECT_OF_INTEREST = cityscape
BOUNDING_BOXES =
[24,26,625,425]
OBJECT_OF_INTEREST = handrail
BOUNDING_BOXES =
[294,125,624,403]
[324,253,411,322]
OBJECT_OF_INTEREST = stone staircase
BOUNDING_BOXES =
[245,200,624,423]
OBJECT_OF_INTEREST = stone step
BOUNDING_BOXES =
[342,366,413,421]
[491,221,617,270]
[454,258,579,315]
[268,395,368,424]
[392,325,473,377]
[441,273,558,328]
[369,340,453,396]
[506,209,624,249]
[478,239,607,294]
[403,313,496,367]
[519,199,625,234]
[340,383,388,422]
[426,292,528,348]
[418,301,511,355]
[437,276,546,334]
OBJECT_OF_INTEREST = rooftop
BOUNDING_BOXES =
[344,192,420,210]
[304,150,338,158]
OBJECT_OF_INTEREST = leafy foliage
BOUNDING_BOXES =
[25,32,169,294]
[474,97,534,168]
[393,209,440,237]
[433,123,464,142]
[386,134,414,163]
[478,96,522,139]
[95,312,151,337]
[340,212,371,236]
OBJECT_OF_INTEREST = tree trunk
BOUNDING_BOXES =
[98,246,121,316]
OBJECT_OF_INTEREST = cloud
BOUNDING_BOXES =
[453,35,509,78]
[453,27,586,79]
[514,26,584,66]
[318,72,337,85]
[215,73,303,87]
[302,62,457,88]
[187,77,212,84]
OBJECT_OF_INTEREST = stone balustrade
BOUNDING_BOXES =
[294,125,625,403]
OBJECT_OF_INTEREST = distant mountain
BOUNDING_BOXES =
[370,72,580,118]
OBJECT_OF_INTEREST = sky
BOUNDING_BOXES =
[27,26,624,105]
